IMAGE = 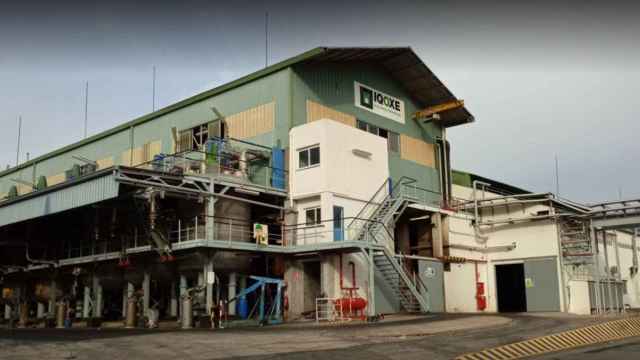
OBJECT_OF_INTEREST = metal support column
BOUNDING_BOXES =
[93,276,103,318]
[48,279,57,315]
[367,248,376,317]
[228,272,237,316]
[602,230,613,313]
[205,256,214,314]
[170,281,178,317]
[614,233,623,313]
[4,304,11,320]
[83,285,91,318]
[37,302,46,319]
[590,224,602,314]
[179,274,187,317]
[143,271,150,317]
[206,182,215,241]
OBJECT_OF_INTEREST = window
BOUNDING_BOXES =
[178,123,210,152]
[305,207,321,225]
[298,146,320,169]
[356,120,400,152]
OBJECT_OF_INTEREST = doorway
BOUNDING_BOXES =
[495,263,527,312]
[303,261,321,312]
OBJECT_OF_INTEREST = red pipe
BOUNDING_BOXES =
[349,261,357,289]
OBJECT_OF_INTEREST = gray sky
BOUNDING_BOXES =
[1,0,638,203]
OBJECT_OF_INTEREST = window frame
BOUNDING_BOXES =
[305,207,322,226]
[298,145,320,169]
[356,120,400,153]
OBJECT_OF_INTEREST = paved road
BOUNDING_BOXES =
[536,337,640,359]
[0,314,612,360]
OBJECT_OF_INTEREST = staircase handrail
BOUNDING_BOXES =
[376,246,430,312]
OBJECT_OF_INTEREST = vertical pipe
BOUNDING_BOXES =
[614,234,623,313]
[205,257,213,314]
[48,279,57,315]
[4,304,11,320]
[94,277,103,318]
[168,280,177,318]
[367,249,375,317]
[602,230,613,313]
[37,302,45,319]
[228,272,237,316]
[179,274,187,317]
[143,271,150,317]
[590,224,601,314]
[83,285,91,319]
[152,66,156,111]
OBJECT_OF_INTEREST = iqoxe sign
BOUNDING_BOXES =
[354,81,405,123]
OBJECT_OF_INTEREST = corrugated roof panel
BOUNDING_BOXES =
[0,173,119,227]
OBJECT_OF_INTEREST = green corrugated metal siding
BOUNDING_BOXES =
[291,63,443,194]
[0,173,119,227]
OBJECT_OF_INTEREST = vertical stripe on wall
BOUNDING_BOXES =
[225,102,275,140]
[400,134,436,167]
[306,100,356,127]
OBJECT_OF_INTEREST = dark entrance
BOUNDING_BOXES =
[495,263,527,312]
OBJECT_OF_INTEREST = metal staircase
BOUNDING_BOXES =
[349,177,431,313]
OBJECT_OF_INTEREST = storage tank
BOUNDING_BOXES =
[214,199,251,243]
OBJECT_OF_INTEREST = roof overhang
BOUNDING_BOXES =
[302,47,474,128]
[0,169,119,228]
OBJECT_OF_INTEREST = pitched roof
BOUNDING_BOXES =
[1,47,473,177]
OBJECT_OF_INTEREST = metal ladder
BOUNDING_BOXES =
[350,177,430,313]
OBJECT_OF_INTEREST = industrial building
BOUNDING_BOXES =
[1,46,639,329]
[0,47,470,327]
[445,171,640,315]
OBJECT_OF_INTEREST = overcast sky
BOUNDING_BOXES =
[1,0,638,203]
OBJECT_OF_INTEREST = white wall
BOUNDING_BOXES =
[289,119,389,245]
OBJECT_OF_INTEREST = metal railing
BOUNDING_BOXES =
[134,148,288,192]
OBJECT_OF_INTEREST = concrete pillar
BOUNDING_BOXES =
[143,271,150,317]
[431,213,443,258]
[122,282,134,318]
[228,272,237,316]
[4,304,11,320]
[170,281,178,317]
[93,276,103,318]
[179,274,187,318]
[37,302,46,319]
[83,286,91,318]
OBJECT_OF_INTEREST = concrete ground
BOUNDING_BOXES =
[0,313,621,359]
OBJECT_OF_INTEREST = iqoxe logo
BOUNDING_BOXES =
[354,82,405,123]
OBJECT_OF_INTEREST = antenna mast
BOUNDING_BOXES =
[265,12,269,67]
[16,116,22,166]
[84,81,89,138]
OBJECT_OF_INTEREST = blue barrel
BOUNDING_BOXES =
[237,296,249,319]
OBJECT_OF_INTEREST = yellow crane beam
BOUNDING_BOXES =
[413,100,465,120]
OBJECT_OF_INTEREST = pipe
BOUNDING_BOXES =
[472,180,490,241]
[349,261,357,289]
[25,243,57,267]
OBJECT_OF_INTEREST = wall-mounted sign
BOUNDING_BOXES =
[525,277,535,288]
[424,267,436,278]
[354,81,405,124]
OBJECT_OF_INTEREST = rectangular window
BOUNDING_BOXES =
[178,123,211,152]
[305,207,321,225]
[298,145,320,169]
[356,120,400,153]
